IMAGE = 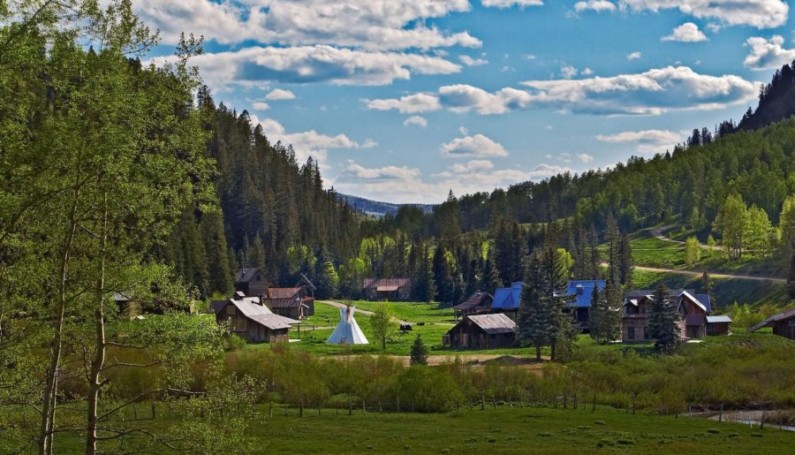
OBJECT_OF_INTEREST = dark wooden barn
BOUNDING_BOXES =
[213,295,299,343]
[234,267,268,297]
[750,309,795,340]
[453,291,493,319]
[443,313,516,349]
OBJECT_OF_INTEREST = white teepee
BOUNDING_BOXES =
[327,305,369,345]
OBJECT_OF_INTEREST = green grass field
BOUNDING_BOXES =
[26,405,795,454]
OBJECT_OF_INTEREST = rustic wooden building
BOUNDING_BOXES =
[213,295,299,343]
[443,313,516,349]
[234,267,268,297]
[560,280,605,332]
[706,315,732,336]
[491,282,522,320]
[362,278,412,301]
[453,291,493,319]
[264,286,315,320]
[750,309,795,340]
[622,289,730,342]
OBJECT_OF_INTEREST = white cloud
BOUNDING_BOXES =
[576,153,594,163]
[459,55,489,66]
[627,51,642,60]
[662,23,708,42]
[575,0,616,12]
[481,0,544,8]
[521,66,756,115]
[616,0,788,29]
[252,101,270,110]
[439,84,531,114]
[153,46,462,89]
[449,159,495,173]
[341,160,421,181]
[258,118,364,165]
[596,129,682,153]
[561,65,578,79]
[582,67,594,76]
[403,116,428,127]
[366,93,442,113]
[528,164,573,179]
[440,134,509,158]
[135,0,480,51]
[265,88,296,100]
[744,35,795,70]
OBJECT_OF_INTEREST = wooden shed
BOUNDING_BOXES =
[750,309,795,340]
[443,313,516,349]
[706,315,732,336]
[264,286,315,320]
[234,267,268,298]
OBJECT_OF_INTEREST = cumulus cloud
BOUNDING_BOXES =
[265,88,296,100]
[449,160,495,173]
[596,129,682,153]
[440,134,509,158]
[438,84,531,115]
[627,51,642,60]
[574,0,616,12]
[341,160,421,181]
[561,65,579,79]
[616,0,788,29]
[576,153,594,163]
[403,116,429,127]
[481,0,544,8]
[744,35,795,70]
[459,55,489,66]
[135,0,480,51]
[366,93,442,113]
[521,66,756,115]
[662,23,708,42]
[258,118,365,165]
[153,46,461,89]
[252,101,270,110]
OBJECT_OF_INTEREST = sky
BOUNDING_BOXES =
[138,0,795,204]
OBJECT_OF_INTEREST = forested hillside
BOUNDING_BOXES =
[160,59,795,305]
[161,90,361,297]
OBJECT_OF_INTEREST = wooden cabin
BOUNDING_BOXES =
[750,309,795,340]
[443,313,516,349]
[264,286,315,320]
[622,289,729,342]
[234,267,268,298]
[213,294,299,343]
[453,291,493,319]
[362,278,412,301]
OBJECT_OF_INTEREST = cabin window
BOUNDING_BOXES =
[643,327,650,340]
[628,327,635,340]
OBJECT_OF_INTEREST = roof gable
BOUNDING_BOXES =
[363,278,412,290]
[492,282,522,310]
[235,268,261,283]
[750,308,795,332]
[222,296,300,330]
[563,280,606,308]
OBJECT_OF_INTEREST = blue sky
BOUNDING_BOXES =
[139,0,794,203]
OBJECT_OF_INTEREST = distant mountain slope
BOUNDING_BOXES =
[337,193,435,217]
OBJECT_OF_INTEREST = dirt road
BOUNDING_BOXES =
[318,300,411,325]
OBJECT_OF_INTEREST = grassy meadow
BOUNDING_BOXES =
[29,404,795,454]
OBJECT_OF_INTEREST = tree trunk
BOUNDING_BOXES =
[86,191,109,455]
[535,345,541,361]
[39,191,80,455]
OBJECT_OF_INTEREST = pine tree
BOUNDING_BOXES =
[480,253,502,294]
[201,210,234,296]
[647,284,680,354]
[788,251,795,299]
[432,244,455,305]
[410,335,428,365]
[412,245,436,302]
[618,233,633,287]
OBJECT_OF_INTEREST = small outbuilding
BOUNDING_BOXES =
[750,309,795,340]
[706,315,732,336]
[443,313,516,349]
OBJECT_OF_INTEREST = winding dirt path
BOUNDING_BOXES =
[318,300,412,325]
[632,264,786,283]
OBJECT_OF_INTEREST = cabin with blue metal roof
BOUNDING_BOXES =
[491,282,523,319]
[560,280,606,332]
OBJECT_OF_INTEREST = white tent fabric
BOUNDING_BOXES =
[327,305,369,345]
